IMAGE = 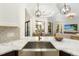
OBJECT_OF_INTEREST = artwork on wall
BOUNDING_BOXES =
[64,24,78,31]
[33,21,45,36]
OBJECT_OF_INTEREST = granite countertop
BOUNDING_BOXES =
[0,37,79,56]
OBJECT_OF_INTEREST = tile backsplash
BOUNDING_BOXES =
[0,26,20,43]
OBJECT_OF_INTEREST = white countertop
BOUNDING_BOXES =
[0,37,79,56]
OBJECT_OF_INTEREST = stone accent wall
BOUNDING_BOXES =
[0,26,20,43]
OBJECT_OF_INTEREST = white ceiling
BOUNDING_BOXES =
[25,3,79,18]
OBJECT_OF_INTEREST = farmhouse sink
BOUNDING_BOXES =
[18,42,59,56]
[23,41,55,49]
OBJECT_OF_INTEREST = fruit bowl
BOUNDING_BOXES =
[54,33,63,41]
[55,37,63,41]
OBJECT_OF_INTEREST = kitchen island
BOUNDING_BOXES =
[0,37,79,56]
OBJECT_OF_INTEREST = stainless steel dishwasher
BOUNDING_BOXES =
[18,41,59,56]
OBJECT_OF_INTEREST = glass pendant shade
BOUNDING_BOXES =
[35,3,41,17]
[35,9,41,17]
[60,4,71,14]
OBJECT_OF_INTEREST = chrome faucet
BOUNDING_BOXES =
[38,34,42,41]
[38,36,41,41]
[36,24,42,41]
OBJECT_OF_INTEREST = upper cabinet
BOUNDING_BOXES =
[0,4,20,26]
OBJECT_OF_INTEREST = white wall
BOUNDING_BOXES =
[19,4,26,39]
[0,3,20,26]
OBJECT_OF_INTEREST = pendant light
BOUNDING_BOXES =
[60,3,71,14]
[35,3,41,17]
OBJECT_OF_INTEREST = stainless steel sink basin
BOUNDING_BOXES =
[18,42,59,56]
[23,41,55,49]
